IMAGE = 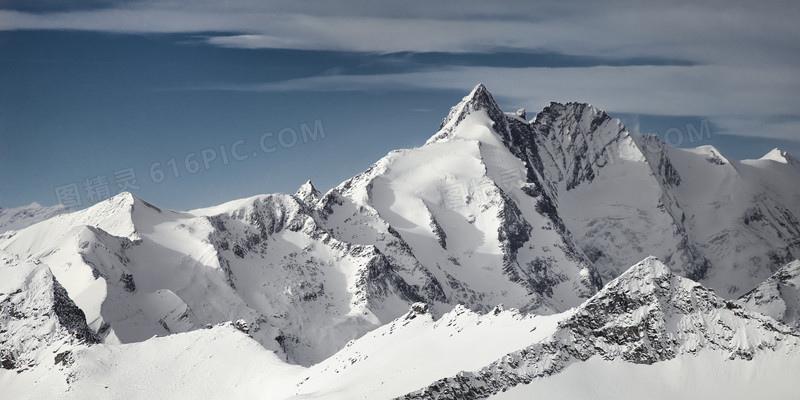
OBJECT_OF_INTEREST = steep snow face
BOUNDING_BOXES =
[528,103,708,283]
[490,95,799,298]
[0,252,98,376]
[669,146,800,297]
[737,260,800,329]
[327,83,601,317]
[0,202,69,234]
[401,257,800,399]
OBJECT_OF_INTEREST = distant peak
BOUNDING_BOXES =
[693,145,729,165]
[85,191,161,217]
[628,255,670,275]
[760,148,798,165]
[0,201,71,234]
[541,101,603,119]
[102,192,140,209]
[299,180,316,191]
[532,102,616,137]
[605,256,673,290]
[762,148,785,161]
[295,180,321,206]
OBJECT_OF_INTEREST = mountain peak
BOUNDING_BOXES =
[468,82,490,98]
[427,83,505,144]
[760,148,799,165]
[463,83,499,112]
[295,180,321,206]
[602,256,673,295]
[68,192,159,240]
[86,191,160,216]
[627,255,670,275]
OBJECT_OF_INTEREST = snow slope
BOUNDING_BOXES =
[668,146,800,296]
[400,257,800,399]
[4,256,799,400]
[290,304,562,399]
[4,323,305,400]
[737,260,800,329]
[490,352,800,400]
[0,202,69,234]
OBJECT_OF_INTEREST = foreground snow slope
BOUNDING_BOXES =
[490,352,800,400]
[289,304,562,399]
[400,257,800,399]
[4,256,799,400]
[4,323,305,400]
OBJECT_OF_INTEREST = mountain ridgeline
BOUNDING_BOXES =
[1,83,799,375]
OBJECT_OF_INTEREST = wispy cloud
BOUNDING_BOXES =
[2,2,798,67]
[189,65,796,114]
[183,63,800,141]
[3,0,799,141]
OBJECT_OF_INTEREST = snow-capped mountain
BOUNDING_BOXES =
[2,84,799,399]
[0,202,69,234]
[464,90,800,297]
[0,191,418,365]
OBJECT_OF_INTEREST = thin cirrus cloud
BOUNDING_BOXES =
[1,1,799,141]
[190,64,800,141]
[1,2,798,62]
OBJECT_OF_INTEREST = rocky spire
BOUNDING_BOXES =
[426,83,507,144]
[295,180,321,206]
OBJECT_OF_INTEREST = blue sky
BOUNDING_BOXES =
[1,1,799,210]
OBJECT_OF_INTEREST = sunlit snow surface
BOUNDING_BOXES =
[2,84,800,399]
